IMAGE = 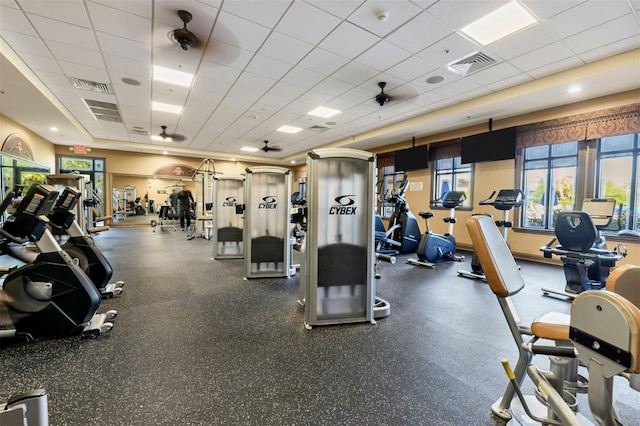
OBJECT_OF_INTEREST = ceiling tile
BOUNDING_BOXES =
[259,32,314,65]
[467,62,522,86]
[87,1,152,44]
[305,0,365,19]
[58,60,110,82]
[19,0,91,27]
[15,52,60,73]
[331,61,378,86]
[543,0,631,38]
[1,31,51,56]
[222,0,291,28]
[246,54,293,80]
[526,55,584,78]
[523,1,586,20]
[385,55,438,82]
[0,5,38,36]
[281,66,326,89]
[346,0,423,37]
[385,11,455,54]
[46,41,104,69]
[212,11,271,52]
[509,41,576,72]
[298,47,349,76]
[355,40,412,72]
[427,0,511,30]
[562,14,640,54]
[276,1,341,45]
[416,32,480,67]
[578,35,640,63]
[89,0,152,19]
[319,21,379,59]
[96,33,150,62]
[27,14,99,50]
[488,24,557,60]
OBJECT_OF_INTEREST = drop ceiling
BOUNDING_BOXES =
[0,0,639,164]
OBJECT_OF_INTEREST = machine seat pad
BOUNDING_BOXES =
[88,225,110,234]
[418,211,434,219]
[531,311,571,341]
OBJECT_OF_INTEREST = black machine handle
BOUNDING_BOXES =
[478,191,496,206]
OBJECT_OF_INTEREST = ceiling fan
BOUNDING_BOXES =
[375,82,391,107]
[159,125,186,142]
[262,140,282,153]
[170,10,197,51]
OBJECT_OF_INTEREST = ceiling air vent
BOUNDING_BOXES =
[129,128,150,136]
[309,125,329,132]
[70,77,113,94]
[446,51,497,76]
[83,99,122,123]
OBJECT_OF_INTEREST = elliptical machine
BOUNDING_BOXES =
[408,191,466,267]
[377,173,421,254]
[47,187,124,298]
[457,189,524,281]
[0,184,115,342]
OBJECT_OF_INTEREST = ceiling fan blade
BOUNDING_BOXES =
[170,134,187,142]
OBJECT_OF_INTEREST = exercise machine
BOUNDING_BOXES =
[212,175,244,259]
[190,159,217,241]
[457,189,524,280]
[540,198,627,300]
[408,190,466,267]
[0,184,115,342]
[377,173,421,254]
[243,166,294,278]
[467,215,591,425]
[301,148,389,328]
[46,187,124,298]
[504,283,640,425]
[1,389,48,425]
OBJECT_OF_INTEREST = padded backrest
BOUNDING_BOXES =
[467,215,525,297]
[606,265,640,308]
[571,290,640,373]
[554,211,598,252]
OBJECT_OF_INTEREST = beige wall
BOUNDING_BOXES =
[6,93,639,266]
[0,114,55,170]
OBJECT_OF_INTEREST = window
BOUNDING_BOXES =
[596,133,639,232]
[433,157,472,207]
[518,132,640,235]
[522,141,578,229]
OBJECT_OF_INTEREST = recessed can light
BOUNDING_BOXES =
[426,76,445,84]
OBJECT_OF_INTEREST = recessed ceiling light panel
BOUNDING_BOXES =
[241,147,259,152]
[152,101,182,114]
[153,66,194,87]
[460,1,537,46]
[277,125,303,134]
[307,106,341,118]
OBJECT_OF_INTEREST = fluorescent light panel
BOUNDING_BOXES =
[241,147,259,152]
[151,135,172,142]
[153,66,193,87]
[307,106,341,118]
[277,125,303,134]
[461,1,537,46]
[152,101,182,114]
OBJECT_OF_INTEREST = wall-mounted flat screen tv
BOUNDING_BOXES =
[461,127,517,164]
[393,145,429,172]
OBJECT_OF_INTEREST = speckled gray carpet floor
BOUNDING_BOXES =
[0,226,638,425]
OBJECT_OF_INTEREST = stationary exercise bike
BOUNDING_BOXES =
[376,173,421,254]
[457,189,524,281]
[408,191,466,268]
[47,187,124,298]
[0,184,115,342]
